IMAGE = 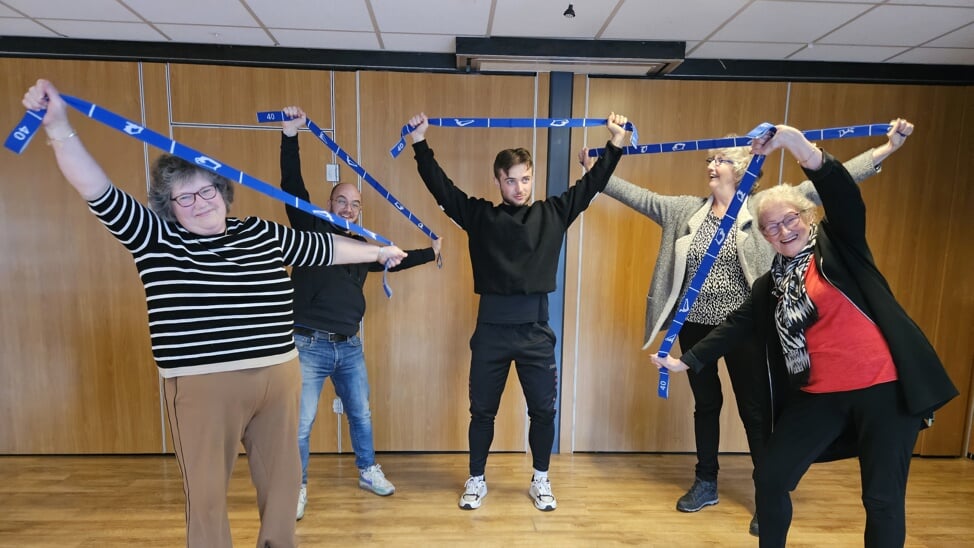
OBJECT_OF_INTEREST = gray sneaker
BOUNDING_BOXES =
[359,464,395,496]
[459,476,487,510]
[676,478,718,512]
[529,476,557,511]
[296,484,307,521]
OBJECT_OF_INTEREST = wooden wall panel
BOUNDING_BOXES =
[568,79,790,451]
[0,59,162,453]
[357,71,547,451]
[167,65,332,128]
[1,57,969,457]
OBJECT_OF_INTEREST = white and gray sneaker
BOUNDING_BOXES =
[296,483,307,521]
[529,476,557,511]
[459,476,487,510]
[359,464,395,496]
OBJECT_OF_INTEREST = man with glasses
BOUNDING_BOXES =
[278,106,442,520]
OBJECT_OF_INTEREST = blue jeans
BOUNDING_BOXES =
[295,331,375,483]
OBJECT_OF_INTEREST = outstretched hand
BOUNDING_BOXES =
[22,79,72,137]
[651,353,690,373]
[606,112,630,148]
[378,245,407,268]
[408,113,429,144]
[577,147,596,171]
[281,106,307,137]
[886,117,913,151]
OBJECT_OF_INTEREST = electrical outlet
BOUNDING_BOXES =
[326,163,340,182]
[332,397,344,414]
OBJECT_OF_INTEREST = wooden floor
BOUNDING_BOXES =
[1,452,972,547]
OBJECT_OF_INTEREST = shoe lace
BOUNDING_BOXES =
[364,464,384,478]
[464,477,484,494]
[532,477,553,497]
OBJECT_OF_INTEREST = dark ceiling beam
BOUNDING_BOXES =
[0,36,971,85]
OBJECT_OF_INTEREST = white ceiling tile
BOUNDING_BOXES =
[270,28,380,50]
[602,0,749,41]
[381,33,458,53]
[40,19,166,41]
[926,23,974,48]
[0,5,21,16]
[155,24,275,46]
[124,0,257,26]
[372,0,491,35]
[821,5,974,46]
[789,44,910,63]
[689,40,804,60]
[246,0,373,32]
[491,0,605,38]
[887,0,974,6]
[712,1,872,43]
[0,17,59,37]
[4,0,139,21]
[889,47,974,65]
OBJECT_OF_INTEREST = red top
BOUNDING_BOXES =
[802,259,898,393]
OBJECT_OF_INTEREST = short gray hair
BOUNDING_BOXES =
[755,184,819,229]
[147,154,234,222]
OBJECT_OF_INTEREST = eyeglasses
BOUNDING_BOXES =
[706,156,736,167]
[334,197,361,211]
[760,211,804,237]
[171,184,218,207]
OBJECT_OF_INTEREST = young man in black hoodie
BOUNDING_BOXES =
[407,111,628,511]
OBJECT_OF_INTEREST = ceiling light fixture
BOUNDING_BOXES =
[563,4,575,18]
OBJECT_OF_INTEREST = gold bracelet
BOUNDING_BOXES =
[46,130,78,146]
[797,147,818,168]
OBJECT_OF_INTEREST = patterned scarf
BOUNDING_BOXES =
[770,225,819,387]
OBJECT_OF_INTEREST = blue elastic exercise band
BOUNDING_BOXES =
[389,117,639,158]
[586,123,895,158]
[655,123,774,399]
[256,111,440,245]
[652,121,895,398]
[5,94,400,297]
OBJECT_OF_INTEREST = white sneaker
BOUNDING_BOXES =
[529,476,557,511]
[359,464,395,496]
[296,483,307,521]
[459,476,487,510]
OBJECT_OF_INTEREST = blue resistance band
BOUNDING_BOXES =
[653,121,895,398]
[586,123,895,158]
[389,117,639,158]
[256,111,441,267]
[4,94,400,297]
[655,123,774,399]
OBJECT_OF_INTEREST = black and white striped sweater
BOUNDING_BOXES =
[88,185,334,377]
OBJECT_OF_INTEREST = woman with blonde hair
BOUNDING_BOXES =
[581,119,912,536]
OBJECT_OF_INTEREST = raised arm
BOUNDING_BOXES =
[23,79,111,201]
[408,112,473,228]
[279,105,317,230]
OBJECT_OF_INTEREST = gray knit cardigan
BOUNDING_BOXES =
[602,149,881,349]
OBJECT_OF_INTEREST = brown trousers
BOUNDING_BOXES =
[164,359,301,548]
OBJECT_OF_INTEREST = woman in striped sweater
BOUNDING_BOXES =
[23,79,406,548]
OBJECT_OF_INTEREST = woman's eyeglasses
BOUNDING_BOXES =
[171,184,218,207]
[706,156,736,167]
[760,211,804,237]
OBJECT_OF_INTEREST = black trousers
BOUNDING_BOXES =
[756,381,920,548]
[467,321,558,477]
[679,321,770,483]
